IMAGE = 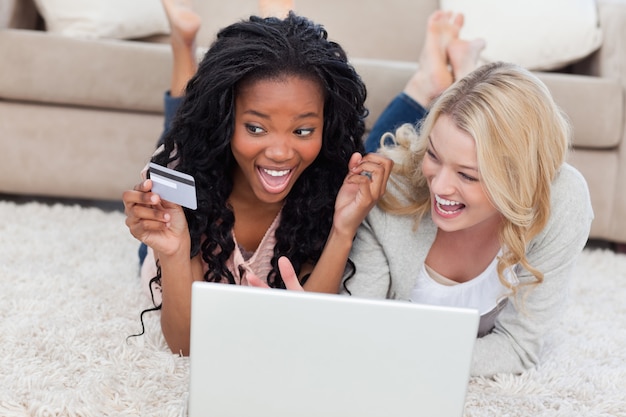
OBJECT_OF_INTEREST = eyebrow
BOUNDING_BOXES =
[243,109,321,121]
[428,136,479,172]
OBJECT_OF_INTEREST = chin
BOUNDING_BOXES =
[431,213,463,232]
[257,188,291,204]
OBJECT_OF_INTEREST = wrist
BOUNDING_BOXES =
[156,235,192,261]
[327,225,357,250]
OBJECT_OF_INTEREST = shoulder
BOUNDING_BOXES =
[365,178,424,235]
[550,163,594,222]
[361,193,437,260]
[527,163,594,256]
[362,204,415,243]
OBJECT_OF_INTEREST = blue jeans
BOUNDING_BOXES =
[138,241,148,266]
[156,91,185,147]
[364,92,428,154]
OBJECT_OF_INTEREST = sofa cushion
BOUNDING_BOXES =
[32,0,169,39]
[0,29,170,113]
[295,0,438,62]
[440,0,603,71]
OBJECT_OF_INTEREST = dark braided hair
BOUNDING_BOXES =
[151,12,366,293]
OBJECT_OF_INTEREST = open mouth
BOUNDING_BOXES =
[257,167,294,194]
[434,194,465,216]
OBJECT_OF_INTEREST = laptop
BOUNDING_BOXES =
[188,282,479,417]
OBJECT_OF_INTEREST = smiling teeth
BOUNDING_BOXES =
[435,194,461,206]
[263,169,290,177]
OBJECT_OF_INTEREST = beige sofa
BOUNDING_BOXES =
[1,0,625,247]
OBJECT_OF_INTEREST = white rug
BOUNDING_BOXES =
[1,200,625,417]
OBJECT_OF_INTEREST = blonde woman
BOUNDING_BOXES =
[343,61,594,377]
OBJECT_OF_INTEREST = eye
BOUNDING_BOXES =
[245,124,266,135]
[426,149,439,162]
[294,128,315,137]
[459,172,479,182]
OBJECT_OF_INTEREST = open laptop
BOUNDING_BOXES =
[188,282,479,417]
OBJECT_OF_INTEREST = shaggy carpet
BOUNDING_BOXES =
[0,200,625,417]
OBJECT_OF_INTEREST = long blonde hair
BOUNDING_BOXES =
[379,62,571,292]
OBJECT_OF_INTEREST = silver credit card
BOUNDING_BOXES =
[148,162,197,210]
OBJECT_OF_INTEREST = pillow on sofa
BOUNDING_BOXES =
[440,0,603,70]
[33,0,170,39]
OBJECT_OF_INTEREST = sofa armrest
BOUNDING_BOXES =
[0,0,38,30]
[573,0,626,87]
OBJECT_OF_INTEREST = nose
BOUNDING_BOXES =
[428,167,456,196]
[265,134,295,162]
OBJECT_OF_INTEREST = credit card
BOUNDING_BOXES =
[148,162,197,210]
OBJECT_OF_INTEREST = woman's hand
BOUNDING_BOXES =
[122,179,190,257]
[247,256,304,291]
[248,153,393,296]
[333,152,394,238]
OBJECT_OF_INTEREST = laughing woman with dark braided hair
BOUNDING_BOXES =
[122,10,393,355]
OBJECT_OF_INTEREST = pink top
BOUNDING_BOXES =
[140,212,282,306]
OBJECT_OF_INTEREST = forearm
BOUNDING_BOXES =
[471,247,584,376]
[472,165,593,376]
[158,248,201,356]
[470,330,537,377]
[302,226,355,294]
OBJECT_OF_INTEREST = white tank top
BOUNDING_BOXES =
[409,253,514,337]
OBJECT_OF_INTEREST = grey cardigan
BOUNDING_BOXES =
[342,163,594,377]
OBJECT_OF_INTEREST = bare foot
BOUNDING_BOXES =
[161,0,202,96]
[162,0,201,48]
[448,38,486,81]
[403,10,464,107]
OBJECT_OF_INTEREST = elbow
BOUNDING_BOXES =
[470,334,540,377]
